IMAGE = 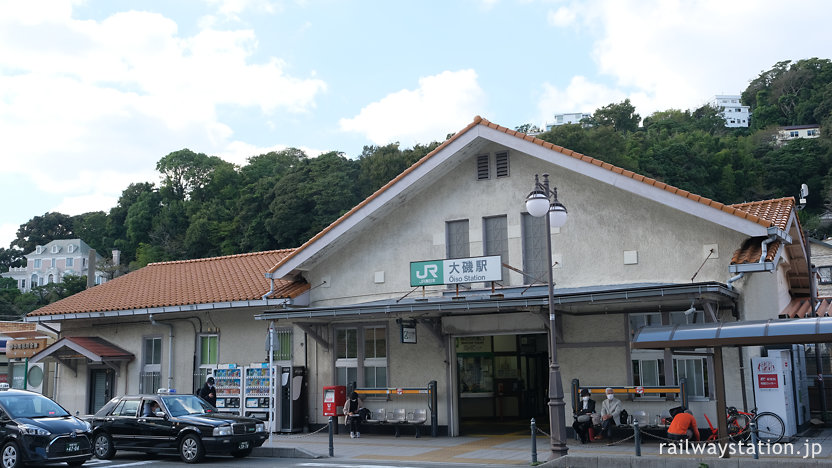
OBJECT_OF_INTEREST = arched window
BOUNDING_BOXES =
[48,274,54,283]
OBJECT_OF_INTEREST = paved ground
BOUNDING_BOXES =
[254,426,832,466]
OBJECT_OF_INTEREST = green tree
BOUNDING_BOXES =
[12,212,74,253]
[587,99,641,133]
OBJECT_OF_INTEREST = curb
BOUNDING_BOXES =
[252,446,323,459]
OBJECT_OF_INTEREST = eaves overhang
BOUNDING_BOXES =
[255,282,738,321]
[25,298,291,323]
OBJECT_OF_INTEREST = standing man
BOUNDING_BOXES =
[199,376,217,407]
[596,387,623,440]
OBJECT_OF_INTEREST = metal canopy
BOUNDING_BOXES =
[632,316,832,349]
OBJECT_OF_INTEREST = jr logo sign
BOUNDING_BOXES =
[410,256,502,287]
[410,261,443,286]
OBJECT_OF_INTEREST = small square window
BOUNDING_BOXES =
[819,266,832,285]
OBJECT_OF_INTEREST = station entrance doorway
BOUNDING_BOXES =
[456,333,549,435]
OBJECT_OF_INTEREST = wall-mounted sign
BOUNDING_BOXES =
[6,338,47,359]
[399,320,417,344]
[410,255,502,287]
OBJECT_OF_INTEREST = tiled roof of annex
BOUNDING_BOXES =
[27,249,307,317]
[267,116,782,276]
[728,198,797,265]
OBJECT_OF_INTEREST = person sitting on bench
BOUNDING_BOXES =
[667,409,700,441]
[572,389,596,443]
[596,387,623,440]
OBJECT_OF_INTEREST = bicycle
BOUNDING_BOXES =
[726,406,785,443]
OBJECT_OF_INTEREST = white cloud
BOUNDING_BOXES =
[0,3,327,230]
[537,76,626,124]
[0,224,18,250]
[547,6,575,27]
[546,0,832,117]
[339,70,485,146]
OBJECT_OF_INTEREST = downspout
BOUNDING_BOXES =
[262,276,275,300]
[759,235,777,265]
[726,273,744,291]
[150,314,174,390]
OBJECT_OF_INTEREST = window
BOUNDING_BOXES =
[521,213,548,284]
[67,244,75,254]
[51,245,59,253]
[675,356,709,398]
[47,274,54,284]
[629,313,662,333]
[30,274,37,288]
[335,328,357,386]
[270,328,293,361]
[484,216,508,283]
[66,257,73,267]
[790,131,799,138]
[363,327,387,387]
[446,220,470,259]
[335,326,387,387]
[819,266,832,285]
[51,258,56,268]
[632,350,665,388]
[476,154,490,180]
[808,129,819,136]
[34,259,42,269]
[195,334,218,393]
[19,280,25,289]
[495,151,509,178]
[36,246,43,254]
[140,337,162,393]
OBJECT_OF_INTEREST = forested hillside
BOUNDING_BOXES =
[2,59,832,316]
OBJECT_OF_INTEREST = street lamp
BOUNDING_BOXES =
[525,173,568,459]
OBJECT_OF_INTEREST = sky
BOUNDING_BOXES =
[1,0,831,250]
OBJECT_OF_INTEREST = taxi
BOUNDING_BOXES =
[87,390,267,463]
[0,383,93,467]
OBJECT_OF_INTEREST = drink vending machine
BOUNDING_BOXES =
[243,363,278,421]
[212,364,242,414]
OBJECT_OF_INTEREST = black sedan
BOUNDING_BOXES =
[88,392,267,463]
[0,384,93,467]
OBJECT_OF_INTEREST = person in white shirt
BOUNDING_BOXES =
[596,387,623,440]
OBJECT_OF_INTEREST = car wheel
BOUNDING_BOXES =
[1,441,21,468]
[231,447,253,458]
[93,432,116,459]
[179,433,205,464]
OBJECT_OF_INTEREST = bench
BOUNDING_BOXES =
[349,383,437,437]
[362,407,428,437]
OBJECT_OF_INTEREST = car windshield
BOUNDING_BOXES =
[161,395,216,417]
[0,394,70,419]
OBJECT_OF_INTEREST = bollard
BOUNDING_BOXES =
[749,421,759,460]
[328,416,334,457]
[531,418,538,464]
[634,419,641,457]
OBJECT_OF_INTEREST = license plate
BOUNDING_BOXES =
[66,442,80,453]
[238,441,249,450]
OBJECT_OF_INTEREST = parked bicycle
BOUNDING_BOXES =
[726,406,785,443]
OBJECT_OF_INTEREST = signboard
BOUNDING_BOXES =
[635,386,644,395]
[400,324,417,344]
[6,338,47,359]
[758,374,779,389]
[410,255,502,287]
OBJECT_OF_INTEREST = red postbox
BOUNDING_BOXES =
[322,385,346,417]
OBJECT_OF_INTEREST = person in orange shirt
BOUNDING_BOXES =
[667,409,700,441]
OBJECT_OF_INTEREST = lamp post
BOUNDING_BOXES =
[525,173,568,459]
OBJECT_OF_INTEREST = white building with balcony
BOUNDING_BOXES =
[710,95,750,128]
[545,112,591,131]
[1,239,107,292]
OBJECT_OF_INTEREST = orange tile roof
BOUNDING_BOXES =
[781,297,832,318]
[267,116,777,276]
[728,198,797,265]
[27,249,308,317]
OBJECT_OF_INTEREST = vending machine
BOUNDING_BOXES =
[243,363,278,421]
[752,350,798,439]
[212,364,242,414]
